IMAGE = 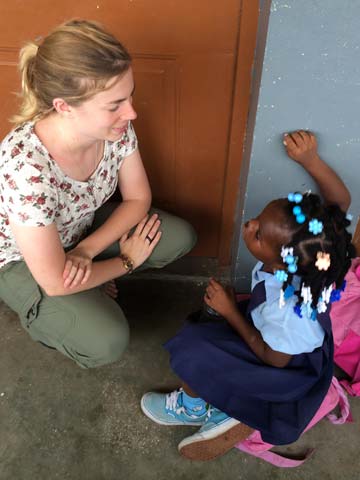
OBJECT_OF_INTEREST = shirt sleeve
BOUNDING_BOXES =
[251,297,325,355]
[0,156,57,227]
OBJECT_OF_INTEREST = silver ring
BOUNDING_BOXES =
[146,235,152,243]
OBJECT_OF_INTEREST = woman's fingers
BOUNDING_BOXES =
[133,214,149,236]
[63,263,79,288]
[141,213,161,240]
[63,259,74,279]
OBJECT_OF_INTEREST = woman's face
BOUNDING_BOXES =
[70,67,137,142]
[243,200,291,272]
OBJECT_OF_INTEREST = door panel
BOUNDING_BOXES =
[0,1,258,259]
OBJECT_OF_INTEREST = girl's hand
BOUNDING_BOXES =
[204,278,237,318]
[63,246,93,288]
[119,213,162,269]
[283,130,319,168]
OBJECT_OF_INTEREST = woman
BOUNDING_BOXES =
[0,19,196,368]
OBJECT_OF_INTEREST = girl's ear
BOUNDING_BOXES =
[52,98,73,117]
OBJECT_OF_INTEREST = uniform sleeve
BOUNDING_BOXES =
[251,298,325,355]
[0,156,57,227]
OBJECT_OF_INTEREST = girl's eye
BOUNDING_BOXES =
[255,230,260,240]
[109,105,119,112]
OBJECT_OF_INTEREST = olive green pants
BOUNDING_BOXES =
[0,206,196,368]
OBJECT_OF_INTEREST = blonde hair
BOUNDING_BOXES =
[12,19,131,125]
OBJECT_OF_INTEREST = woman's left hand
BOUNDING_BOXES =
[204,278,237,318]
[63,246,93,288]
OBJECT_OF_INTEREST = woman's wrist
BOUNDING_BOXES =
[118,253,135,274]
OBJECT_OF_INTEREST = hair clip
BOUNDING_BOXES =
[279,289,285,309]
[346,213,353,221]
[309,219,323,235]
[301,284,312,305]
[274,270,288,282]
[315,252,331,271]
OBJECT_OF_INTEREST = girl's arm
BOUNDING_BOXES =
[284,130,351,212]
[205,279,292,368]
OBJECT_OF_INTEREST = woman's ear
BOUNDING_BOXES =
[52,98,73,117]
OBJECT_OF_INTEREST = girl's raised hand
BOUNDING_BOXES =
[283,130,319,167]
[119,213,162,269]
[204,278,237,318]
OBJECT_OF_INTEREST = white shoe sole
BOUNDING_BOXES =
[140,393,206,426]
[178,419,254,461]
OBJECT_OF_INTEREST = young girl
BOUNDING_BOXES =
[141,130,355,460]
[0,20,196,368]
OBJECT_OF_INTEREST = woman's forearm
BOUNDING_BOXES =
[46,256,129,296]
[78,198,151,258]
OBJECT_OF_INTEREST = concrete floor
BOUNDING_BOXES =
[0,275,359,480]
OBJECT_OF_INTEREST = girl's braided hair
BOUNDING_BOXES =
[279,192,355,310]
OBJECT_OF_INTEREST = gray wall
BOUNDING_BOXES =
[233,0,360,290]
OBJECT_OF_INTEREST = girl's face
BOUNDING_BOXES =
[70,67,137,142]
[243,200,291,272]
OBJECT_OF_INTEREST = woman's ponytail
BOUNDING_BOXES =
[11,42,44,125]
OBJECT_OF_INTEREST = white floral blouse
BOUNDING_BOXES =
[0,121,138,268]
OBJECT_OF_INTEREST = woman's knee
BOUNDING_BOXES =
[146,210,197,268]
[68,318,130,369]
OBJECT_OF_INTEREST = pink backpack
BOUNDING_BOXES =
[235,376,351,467]
[330,258,360,396]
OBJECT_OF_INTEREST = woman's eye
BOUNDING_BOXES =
[109,106,119,112]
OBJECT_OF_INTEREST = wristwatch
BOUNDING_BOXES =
[119,253,134,274]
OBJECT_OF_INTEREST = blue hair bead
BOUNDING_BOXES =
[285,254,295,264]
[288,263,298,274]
[288,193,295,202]
[294,193,303,203]
[296,213,306,224]
[293,206,302,215]
[284,285,295,299]
[330,289,342,303]
[294,304,303,318]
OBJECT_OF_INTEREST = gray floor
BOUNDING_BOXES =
[0,275,359,480]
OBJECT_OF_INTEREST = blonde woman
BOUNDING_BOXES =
[0,20,196,368]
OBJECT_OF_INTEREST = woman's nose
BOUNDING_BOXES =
[122,100,137,121]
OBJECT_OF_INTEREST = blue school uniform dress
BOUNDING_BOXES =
[164,262,334,445]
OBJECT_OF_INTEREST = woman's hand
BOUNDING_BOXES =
[283,130,320,168]
[204,278,238,319]
[63,246,93,288]
[120,213,162,269]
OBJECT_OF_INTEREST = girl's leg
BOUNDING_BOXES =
[0,261,129,368]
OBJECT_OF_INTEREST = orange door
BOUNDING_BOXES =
[0,1,258,261]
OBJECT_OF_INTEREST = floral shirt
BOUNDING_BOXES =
[0,121,137,268]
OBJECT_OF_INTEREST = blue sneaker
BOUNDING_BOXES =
[178,407,253,460]
[140,388,208,426]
